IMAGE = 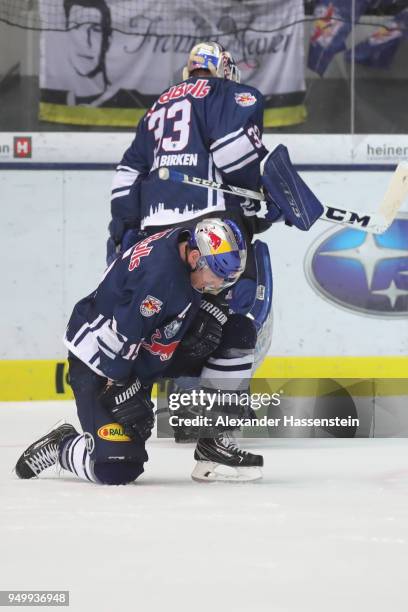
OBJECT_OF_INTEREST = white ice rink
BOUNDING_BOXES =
[1,401,408,612]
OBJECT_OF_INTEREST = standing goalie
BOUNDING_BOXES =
[106,41,323,481]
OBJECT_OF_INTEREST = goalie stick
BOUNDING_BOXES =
[158,165,408,234]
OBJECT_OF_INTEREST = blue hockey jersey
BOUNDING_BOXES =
[111,77,268,231]
[64,228,201,383]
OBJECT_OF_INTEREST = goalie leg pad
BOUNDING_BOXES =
[262,144,324,230]
[226,240,273,370]
[226,240,272,335]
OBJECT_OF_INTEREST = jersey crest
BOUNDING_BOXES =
[234,92,257,107]
[140,295,163,317]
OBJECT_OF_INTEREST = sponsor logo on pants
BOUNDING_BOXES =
[97,423,132,442]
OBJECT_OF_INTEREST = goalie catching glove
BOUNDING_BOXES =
[176,295,229,361]
[100,378,154,441]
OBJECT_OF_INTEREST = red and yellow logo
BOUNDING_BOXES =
[140,295,163,317]
[234,92,256,107]
[310,3,345,49]
[207,230,232,255]
[97,423,132,442]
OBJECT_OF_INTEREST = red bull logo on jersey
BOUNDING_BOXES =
[158,79,211,105]
[97,423,132,442]
[128,230,170,271]
[140,295,163,317]
[234,92,257,107]
[142,330,180,361]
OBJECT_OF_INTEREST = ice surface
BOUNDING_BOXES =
[1,401,408,612]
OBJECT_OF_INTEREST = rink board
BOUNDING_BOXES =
[1,134,407,400]
[0,358,407,401]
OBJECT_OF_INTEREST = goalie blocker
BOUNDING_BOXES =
[262,144,324,230]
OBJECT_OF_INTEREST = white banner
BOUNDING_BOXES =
[39,0,305,126]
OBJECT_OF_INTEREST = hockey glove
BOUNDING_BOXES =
[107,218,125,265]
[106,237,120,266]
[177,296,229,361]
[122,228,147,252]
[99,378,154,441]
[106,227,147,266]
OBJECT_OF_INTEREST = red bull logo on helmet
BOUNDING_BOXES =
[205,229,232,255]
[142,330,180,361]
[208,231,222,251]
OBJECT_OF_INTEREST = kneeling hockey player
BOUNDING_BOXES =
[15,218,265,484]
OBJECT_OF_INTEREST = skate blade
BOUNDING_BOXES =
[191,461,263,483]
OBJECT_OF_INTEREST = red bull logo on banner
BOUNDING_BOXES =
[310,4,342,48]
[370,23,401,46]
[142,330,180,361]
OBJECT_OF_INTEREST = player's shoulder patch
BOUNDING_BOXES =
[234,92,257,107]
[140,295,163,317]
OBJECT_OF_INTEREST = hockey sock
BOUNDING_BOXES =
[202,350,254,386]
[59,434,97,483]
[201,314,256,389]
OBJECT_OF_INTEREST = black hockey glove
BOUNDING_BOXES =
[177,296,229,361]
[99,378,154,441]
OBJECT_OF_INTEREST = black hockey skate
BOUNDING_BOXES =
[15,423,78,479]
[192,434,263,482]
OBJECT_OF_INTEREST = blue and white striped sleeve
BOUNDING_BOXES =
[210,126,263,175]
[110,121,150,234]
[209,88,268,190]
[111,162,141,205]
[210,124,268,190]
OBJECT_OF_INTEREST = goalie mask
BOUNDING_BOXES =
[182,41,241,83]
[189,218,247,294]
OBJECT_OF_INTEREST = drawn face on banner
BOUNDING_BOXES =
[64,0,112,86]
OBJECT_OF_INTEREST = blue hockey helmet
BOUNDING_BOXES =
[189,218,246,294]
[182,41,241,83]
